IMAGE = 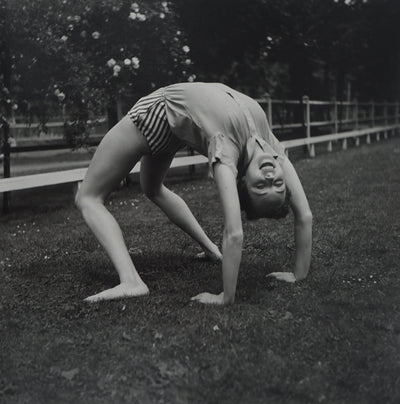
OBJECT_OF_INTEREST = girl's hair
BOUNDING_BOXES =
[237,179,292,220]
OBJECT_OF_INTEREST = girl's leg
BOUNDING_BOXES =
[75,116,151,302]
[140,153,222,261]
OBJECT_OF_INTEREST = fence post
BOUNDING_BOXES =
[367,100,374,144]
[327,100,337,152]
[354,99,359,130]
[370,100,375,127]
[333,100,338,134]
[302,95,314,157]
[1,116,11,214]
[354,99,360,147]
[383,101,388,139]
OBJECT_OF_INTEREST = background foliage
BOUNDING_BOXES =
[0,0,399,126]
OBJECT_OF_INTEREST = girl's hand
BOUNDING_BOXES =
[191,292,225,305]
[266,272,296,283]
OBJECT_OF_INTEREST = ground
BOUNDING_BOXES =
[0,136,399,404]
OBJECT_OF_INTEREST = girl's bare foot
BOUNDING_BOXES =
[196,244,222,262]
[84,282,149,303]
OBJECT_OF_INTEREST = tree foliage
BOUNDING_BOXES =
[178,0,400,100]
[1,0,193,125]
[0,0,399,129]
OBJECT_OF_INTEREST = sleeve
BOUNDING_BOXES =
[208,132,239,178]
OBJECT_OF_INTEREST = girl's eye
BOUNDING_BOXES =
[274,180,283,187]
[256,183,265,189]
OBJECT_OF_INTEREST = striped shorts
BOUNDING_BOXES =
[127,88,173,155]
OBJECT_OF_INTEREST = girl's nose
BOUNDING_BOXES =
[265,171,274,179]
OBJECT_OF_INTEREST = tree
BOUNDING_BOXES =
[1,0,194,132]
[1,0,398,135]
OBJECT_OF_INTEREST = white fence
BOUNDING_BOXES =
[1,96,400,213]
[257,96,400,134]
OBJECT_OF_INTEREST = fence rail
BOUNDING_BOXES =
[256,96,400,136]
[1,96,400,213]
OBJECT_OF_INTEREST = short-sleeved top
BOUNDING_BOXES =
[161,82,286,178]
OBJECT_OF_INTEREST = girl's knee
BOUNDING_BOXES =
[75,188,103,212]
[74,189,87,211]
[142,183,163,202]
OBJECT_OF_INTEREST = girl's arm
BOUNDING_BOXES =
[191,162,243,304]
[267,158,313,282]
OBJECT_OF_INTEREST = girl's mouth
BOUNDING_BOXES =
[260,161,274,170]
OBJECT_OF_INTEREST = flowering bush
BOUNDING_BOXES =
[1,0,195,137]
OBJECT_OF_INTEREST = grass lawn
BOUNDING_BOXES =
[1,136,400,404]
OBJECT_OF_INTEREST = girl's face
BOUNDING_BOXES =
[243,140,286,215]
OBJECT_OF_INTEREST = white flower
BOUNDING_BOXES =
[176,30,181,35]
[54,88,60,96]
[161,2,169,12]
[60,35,68,42]
[107,58,117,67]
[80,30,87,38]
[92,31,100,39]
[159,12,165,19]
[129,12,137,20]
[184,58,191,65]
[113,65,121,73]
[131,2,140,12]
[12,104,18,111]
[124,58,132,66]
[137,13,146,21]
[182,45,190,53]
[58,92,66,101]
[131,57,140,68]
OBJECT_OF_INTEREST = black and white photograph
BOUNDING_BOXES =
[1,0,399,402]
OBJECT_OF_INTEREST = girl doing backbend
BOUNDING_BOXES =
[75,82,313,304]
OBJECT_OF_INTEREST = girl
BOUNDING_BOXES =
[75,82,312,304]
